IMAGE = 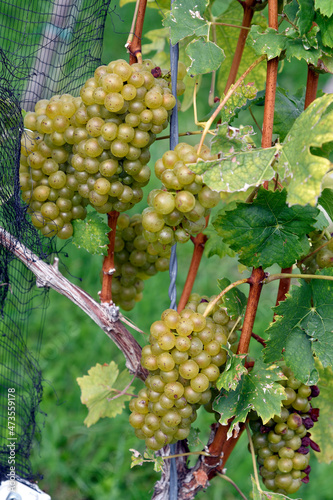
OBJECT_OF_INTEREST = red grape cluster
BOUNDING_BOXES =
[250,365,320,495]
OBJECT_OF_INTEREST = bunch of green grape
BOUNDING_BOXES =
[300,231,333,273]
[19,59,186,239]
[249,365,320,495]
[129,294,239,450]
[141,142,221,245]
[112,213,171,311]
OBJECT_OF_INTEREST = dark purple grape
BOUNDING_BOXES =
[303,417,314,429]
[309,439,321,452]
[310,385,320,398]
[302,436,311,447]
[309,407,319,421]
[301,475,310,484]
[303,465,311,474]
[296,446,309,455]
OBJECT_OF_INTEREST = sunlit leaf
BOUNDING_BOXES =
[77,362,132,427]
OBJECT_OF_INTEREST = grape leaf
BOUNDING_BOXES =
[186,38,225,75]
[277,93,333,205]
[251,476,300,500]
[273,87,305,141]
[216,350,247,391]
[216,4,267,93]
[318,188,333,220]
[213,359,286,437]
[315,0,333,17]
[190,147,276,193]
[284,0,299,24]
[210,124,255,157]
[247,26,287,60]
[248,24,323,66]
[297,0,315,36]
[213,188,318,268]
[310,361,333,463]
[77,362,132,427]
[72,212,110,256]
[203,224,235,259]
[163,0,209,45]
[264,269,333,383]
[316,12,333,48]
[217,277,247,319]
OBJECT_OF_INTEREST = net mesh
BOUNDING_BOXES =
[0,0,112,484]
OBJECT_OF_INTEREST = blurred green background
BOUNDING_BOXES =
[26,2,333,499]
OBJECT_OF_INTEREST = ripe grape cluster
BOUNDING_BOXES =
[250,365,320,495]
[301,231,333,273]
[19,59,186,238]
[129,294,239,450]
[141,143,221,245]
[112,213,171,311]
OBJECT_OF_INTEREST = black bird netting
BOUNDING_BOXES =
[0,0,113,492]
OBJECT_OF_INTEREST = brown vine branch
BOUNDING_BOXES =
[237,267,266,355]
[100,211,119,304]
[177,231,208,312]
[224,0,257,93]
[304,65,319,110]
[251,332,267,347]
[127,0,147,64]
[0,226,147,381]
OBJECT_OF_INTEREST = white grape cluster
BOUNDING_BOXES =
[19,59,186,239]
[129,294,239,450]
[112,213,171,311]
[141,142,221,245]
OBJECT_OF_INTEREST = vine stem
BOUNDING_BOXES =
[197,54,266,156]
[203,278,250,317]
[127,0,147,64]
[304,65,319,110]
[100,211,119,304]
[177,231,208,312]
[299,238,331,265]
[237,267,266,355]
[264,273,333,284]
[224,0,257,93]
[246,422,260,490]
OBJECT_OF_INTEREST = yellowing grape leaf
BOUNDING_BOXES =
[264,269,333,384]
[163,0,209,45]
[310,361,333,463]
[186,38,225,75]
[190,146,276,193]
[213,188,318,268]
[77,361,132,427]
[213,359,286,437]
[72,212,109,256]
[278,93,333,205]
